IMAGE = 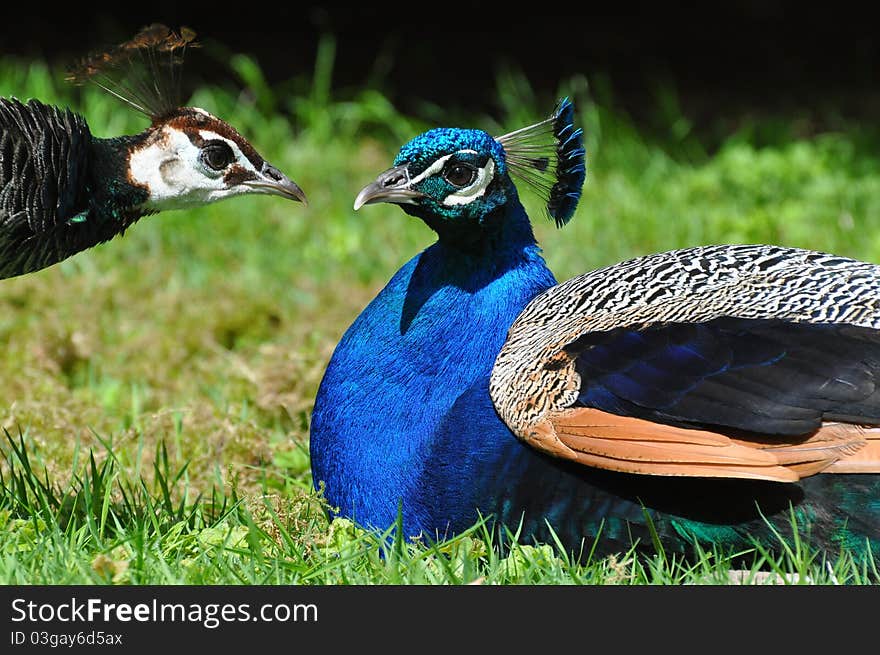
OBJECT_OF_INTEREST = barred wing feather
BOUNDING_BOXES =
[489,244,880,481]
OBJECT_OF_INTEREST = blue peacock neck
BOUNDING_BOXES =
[310,192,557,533]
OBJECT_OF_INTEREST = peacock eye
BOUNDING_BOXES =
[443,163,477,188]
[200,141,235,171]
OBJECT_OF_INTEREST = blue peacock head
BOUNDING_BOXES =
[354,98,586,230]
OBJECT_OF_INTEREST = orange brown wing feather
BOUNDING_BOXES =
[528,407,880,482]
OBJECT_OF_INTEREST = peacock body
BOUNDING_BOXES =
[311,99,880,560]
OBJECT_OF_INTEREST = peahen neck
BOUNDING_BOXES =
[37,132,155,270]
[310,193,557,533]
[87,134,151,228]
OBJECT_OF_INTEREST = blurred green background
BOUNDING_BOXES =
[2,20,880,582]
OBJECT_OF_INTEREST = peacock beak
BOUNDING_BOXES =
[354,165,425,210]
[244,162,308,205]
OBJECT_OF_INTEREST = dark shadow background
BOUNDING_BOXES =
[3,2,878,134]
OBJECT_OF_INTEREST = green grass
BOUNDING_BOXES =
[1,39,880,584]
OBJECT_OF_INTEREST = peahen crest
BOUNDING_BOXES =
[66,24,199,123]
[495,97,586,227]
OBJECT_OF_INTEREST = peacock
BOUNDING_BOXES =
[0,25,305,280]
[310,98,880,561]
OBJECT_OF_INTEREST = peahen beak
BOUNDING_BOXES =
[354,165,425,210]
[244,162,308,205]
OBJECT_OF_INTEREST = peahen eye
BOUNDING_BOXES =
[443,163,477,188]
[200,141,235,171]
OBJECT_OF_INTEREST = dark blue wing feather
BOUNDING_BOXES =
[570,318,880,436]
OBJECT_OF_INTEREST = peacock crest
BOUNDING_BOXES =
[495,97,586,227]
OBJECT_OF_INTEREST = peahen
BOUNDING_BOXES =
[0,25,305,280]
[310,98,880,561]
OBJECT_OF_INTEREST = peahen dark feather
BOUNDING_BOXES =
[0,98,146,278]
[0,98,149,279]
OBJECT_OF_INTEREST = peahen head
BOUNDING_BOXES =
[0,24,307,280]
[124,106,306,210]
[69,24,306,212]
[354,98,586,235]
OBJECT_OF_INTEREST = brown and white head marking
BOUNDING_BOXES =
[128,106,306,210]
[68,24,306,211]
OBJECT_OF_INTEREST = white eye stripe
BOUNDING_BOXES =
[198,131,254,171]
[409,153,453,185]
[407,149,495,206]
[408,149,481,185]
[442,158,495,206]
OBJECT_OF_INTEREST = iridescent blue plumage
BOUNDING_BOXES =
[312,159,556,530]
[394,129,507,175]
[311,101,880,561]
